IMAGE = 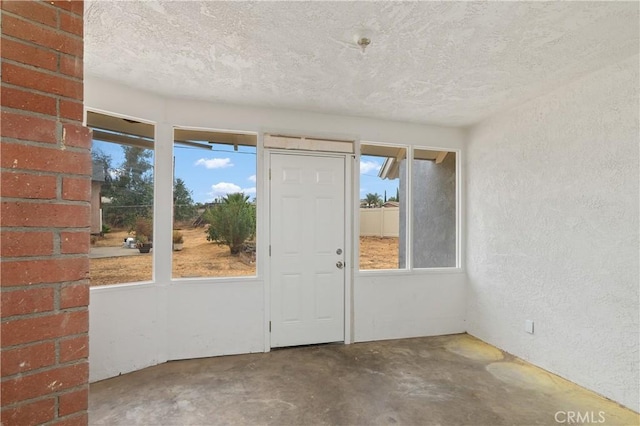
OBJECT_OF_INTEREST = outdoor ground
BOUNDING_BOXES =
[90,228,399,286]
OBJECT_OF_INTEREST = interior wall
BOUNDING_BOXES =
[354,272,465,342]
[466,55,639,411]
[86,77,467,382]
[88,285,163,382]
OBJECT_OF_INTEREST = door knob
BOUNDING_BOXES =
[336,261,344,269]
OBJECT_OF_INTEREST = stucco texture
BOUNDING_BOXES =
[399,154,457,268]
[466,55,639,411]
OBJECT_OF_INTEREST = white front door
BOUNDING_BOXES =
[270,153,345,348]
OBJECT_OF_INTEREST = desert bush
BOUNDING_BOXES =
[133,216,153,242]
[204,193,255,255]
[172,230,184,244]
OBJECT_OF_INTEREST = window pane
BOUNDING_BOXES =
[411,149,457,268]
[359,144,406,270]
[172,130,257,279]
[88,112,154,285]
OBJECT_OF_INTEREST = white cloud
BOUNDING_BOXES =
[360,160,380,174]
[248,174,256,182]
[194,157,233,169]
[209,182,256,199]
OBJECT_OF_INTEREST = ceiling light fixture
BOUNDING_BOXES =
[357,37,371,53]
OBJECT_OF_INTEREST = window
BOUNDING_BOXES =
[88,111,155,286]
[172,129,258,279]
[359,143,407,270]
[409,149,457,268]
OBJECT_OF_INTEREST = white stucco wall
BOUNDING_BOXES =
[466,55,639,411]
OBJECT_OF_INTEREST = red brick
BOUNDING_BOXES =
[0,37,58,71]
[62,123,91,149]
[1,0,58,28]
[0,202,90,228]
[0,172,57,199]
[60,231,89,255]
[1,86,58,116]
[0,341,56,375]
[0,110,58,144]
[59,335,88,363]
[51,1,84,16]
[0,310,88,347]
[0,362,88,405]
[58,387,88,417]
[2,14,82,57]
[1,257,89,287]
[51,412,88,426]
[2,62,82,100]
[60,284,89,309]
[59,54,83,79]
[1,286,55,318]
[60,12,82,37]
[62,177,90,201]
[0,397,55,426]
[0,230,54,257]
[60,99,83,121]
[1,142,91,175]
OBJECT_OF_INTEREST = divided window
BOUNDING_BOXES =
[359,143,458,271]
[172,129,258,279]
[88,111,155,286]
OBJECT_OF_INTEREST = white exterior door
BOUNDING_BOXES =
[270,153,345,348]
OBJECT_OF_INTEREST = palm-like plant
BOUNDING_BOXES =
[364,192,382,208]
[204,192,256,255]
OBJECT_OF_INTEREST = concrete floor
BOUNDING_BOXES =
[89,334,638,425]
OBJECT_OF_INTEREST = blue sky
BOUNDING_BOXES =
[92,140,398,204]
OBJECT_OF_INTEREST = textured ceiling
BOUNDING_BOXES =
[84,1,639,127]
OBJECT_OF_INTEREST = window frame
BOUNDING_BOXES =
[86,108,158,287]
[356,143,462,274]
[170,125,261,283]
[357,141,409,273]
[410,146,461,271]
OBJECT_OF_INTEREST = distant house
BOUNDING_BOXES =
[91,160,106,234]
[379,151,457,268]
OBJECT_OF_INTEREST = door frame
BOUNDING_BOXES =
[263,148,354,351]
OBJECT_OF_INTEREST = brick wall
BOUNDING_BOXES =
[1,1,91,425]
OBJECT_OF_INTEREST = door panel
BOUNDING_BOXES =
[270,153,345,348]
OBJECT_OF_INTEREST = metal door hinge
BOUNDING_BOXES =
[269,321,271,332]
[269,168,271,180]
[269,245,271,256]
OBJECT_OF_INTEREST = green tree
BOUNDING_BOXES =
[173,178,196,222]
[364,192,382,208]
[204,192,256,255]
[101,146,154,228]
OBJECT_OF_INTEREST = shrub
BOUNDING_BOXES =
[133,216,153,242]
[172,230,184,244]
[101,224,111,234]
[204,193,255,255]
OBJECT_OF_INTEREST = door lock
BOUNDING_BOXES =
[336,261,344,269]
[336,248,342,255]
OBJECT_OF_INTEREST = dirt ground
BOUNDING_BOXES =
[90,228,398,286]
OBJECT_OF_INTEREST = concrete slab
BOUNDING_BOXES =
[89,334,639,425]
[90,246,148,259]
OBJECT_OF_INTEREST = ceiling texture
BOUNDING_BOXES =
[84,1,639,127]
